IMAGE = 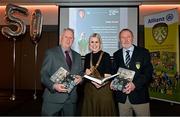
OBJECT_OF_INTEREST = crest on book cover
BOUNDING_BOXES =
[135,62,141,69]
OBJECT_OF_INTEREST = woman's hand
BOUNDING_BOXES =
[85,69,92,75]
[91,81,102,88]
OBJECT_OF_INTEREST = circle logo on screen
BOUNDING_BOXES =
[152,23,168,44]
[166,14,173,21]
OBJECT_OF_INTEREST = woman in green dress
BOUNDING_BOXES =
[81,33,117,116]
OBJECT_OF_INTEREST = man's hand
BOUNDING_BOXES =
[53,83,68,93]
[74,75,82,85]
[110,81,117,90]
[123,82,135,94]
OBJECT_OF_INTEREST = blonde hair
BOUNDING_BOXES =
[89,33,103,50]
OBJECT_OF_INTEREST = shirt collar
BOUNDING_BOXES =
[123,45,134,53]
[61,46,71,53]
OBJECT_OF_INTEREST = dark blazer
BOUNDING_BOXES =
[112,45,153,104]
[41,45,83,103]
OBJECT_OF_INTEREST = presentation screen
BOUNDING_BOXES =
[59,7,138,56]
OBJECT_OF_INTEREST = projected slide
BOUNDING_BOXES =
[59,7,138,56]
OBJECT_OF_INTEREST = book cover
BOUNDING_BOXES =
[111,67,135,91]
[50,67,76,93]
[83,73,119,85]
[117,67,135,81]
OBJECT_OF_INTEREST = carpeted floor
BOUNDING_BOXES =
[0,89,180,116]
[0,90,42,116]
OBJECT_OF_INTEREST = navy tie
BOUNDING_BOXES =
[125,50,130,67]
[65,51,72,70]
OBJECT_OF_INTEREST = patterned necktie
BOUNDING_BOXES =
[125,50,130,67]
[65,51,72,70]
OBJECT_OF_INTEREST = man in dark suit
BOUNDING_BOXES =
[111,28,153,116]
[41,28,83,116]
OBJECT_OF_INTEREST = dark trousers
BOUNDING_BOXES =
[41,100,76,116]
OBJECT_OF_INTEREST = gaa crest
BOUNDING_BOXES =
[135,62,141,69]
[152,23,168,44]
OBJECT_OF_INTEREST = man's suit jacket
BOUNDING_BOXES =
[41,45,83,103]
[113,45,153,104]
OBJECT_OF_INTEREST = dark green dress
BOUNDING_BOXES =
[81,51,117,116]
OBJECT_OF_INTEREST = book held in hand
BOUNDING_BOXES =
[111,67,135,91]
[83,73,119,85]
[50,67,76,93]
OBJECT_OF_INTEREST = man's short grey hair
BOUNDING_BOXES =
[63,28,74,37]
[119,28,134,38]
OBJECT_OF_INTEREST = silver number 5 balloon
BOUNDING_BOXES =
[1,4,28,39]
[1,4,28,101]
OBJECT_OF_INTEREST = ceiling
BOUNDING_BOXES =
[1,0,180,6]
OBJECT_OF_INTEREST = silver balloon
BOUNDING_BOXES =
[1,4,28,39]
[30,9,43,99]
[30,9,43,44]
[1,4,28,101]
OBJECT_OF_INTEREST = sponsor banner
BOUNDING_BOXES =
[144,9,180,103]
